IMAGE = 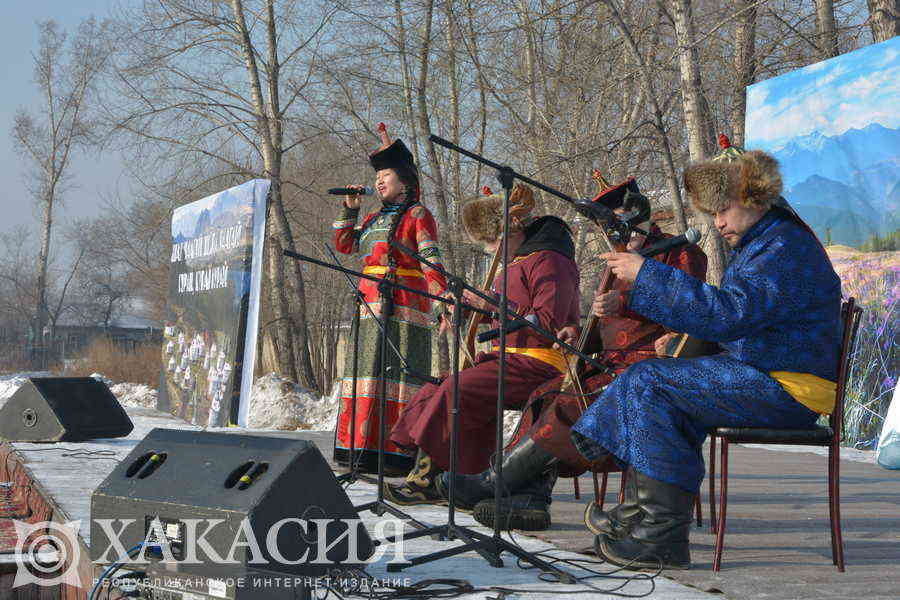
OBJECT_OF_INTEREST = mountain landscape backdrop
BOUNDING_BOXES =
[745,36,900,248]
[770,124,900,247]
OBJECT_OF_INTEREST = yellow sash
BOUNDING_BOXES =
[770,371,837,415]
[504,347,567,373]
[362,266,424,278]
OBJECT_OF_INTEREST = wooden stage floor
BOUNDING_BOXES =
[2,406,898,599]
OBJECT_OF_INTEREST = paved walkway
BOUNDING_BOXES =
[527,443,900,600]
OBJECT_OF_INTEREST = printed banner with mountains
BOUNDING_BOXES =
[746,36,899,248]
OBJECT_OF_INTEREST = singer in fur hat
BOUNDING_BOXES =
[571,150,842,570]
[332,127,447,475]
[385,184,581,505]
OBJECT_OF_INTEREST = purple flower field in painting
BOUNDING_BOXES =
[827,247,899,446]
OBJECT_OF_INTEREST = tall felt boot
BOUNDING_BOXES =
[596,470,693,570]
[584,466,643,539]
[383,449,444,505]
[434,437,557,510]
[471,464,557,531]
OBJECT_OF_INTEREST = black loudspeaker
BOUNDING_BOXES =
[90,429,375,579]
[0,377,133,442]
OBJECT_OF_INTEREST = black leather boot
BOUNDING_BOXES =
[383,449,444,505]
[472,464,557,530]
[435,438,557,510]
[584,466,643,539]
[596,471,693,570]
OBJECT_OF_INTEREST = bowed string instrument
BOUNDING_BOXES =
[459,183,536,370]
[559,169,648,405]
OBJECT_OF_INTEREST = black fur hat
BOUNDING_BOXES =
[369,139,417,179]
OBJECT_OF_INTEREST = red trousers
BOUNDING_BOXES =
[509,371,613,477]
[390,352,560,474]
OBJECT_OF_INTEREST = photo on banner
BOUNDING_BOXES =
[157,179,269,427]
[745,36,899,247]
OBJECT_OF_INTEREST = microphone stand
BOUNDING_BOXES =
[324,246,437,489]
[397,134,641,583]
[379,244,606,583]
[282,249,491,533]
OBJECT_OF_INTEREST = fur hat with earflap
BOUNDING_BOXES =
[462,184,536,245]
[682,150,783,214]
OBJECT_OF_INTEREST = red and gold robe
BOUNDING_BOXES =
[332,202,446,473]
[512,228,708,477]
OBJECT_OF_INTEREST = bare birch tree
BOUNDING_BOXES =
[815,0,841,59]
[730,0,758,147]
[670,0,729,283]
[11,18,108,352]
[105,0,337,392]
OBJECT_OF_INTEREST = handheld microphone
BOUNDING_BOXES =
[477,314,537,343]
[327,187,375,196]
[637,227,701,257]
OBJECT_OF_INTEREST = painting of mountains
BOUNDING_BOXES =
[745,36,900,247]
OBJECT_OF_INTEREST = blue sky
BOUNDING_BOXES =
[0,1,119,237]
[746,36,900,151]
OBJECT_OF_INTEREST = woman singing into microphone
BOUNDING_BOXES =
[332,124,447,475]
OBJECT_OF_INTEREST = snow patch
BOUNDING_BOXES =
[245,373,339,431]
[109,383,158,408]
[90,373,114,387]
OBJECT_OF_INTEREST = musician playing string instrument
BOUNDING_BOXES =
[572,151,841,570]
[437,176,708,530]
[386,184,580,505]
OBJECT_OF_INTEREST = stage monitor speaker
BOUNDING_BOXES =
[0,377,133,443]
[90,428,375,578]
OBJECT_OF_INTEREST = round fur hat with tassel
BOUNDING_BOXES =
[462,184,536,245]
[683,149,783,215]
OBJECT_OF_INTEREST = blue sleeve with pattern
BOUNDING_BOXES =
[628,238,808,343]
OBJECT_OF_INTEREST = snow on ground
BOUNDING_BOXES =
[109,382,158,408]
[336,478,715,600]
[0,371,53,400]
[245,373,338,430]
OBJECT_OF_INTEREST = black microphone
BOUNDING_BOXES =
[327,187,375,196]
[637,227,701,257]
[477,314,537,343]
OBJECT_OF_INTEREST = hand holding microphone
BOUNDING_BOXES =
[328,185,374,209]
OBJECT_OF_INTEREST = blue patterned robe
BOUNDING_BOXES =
[572,208,842,493]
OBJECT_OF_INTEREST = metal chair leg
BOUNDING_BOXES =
[828,443,837,565]
[599,471,609,510]
[709,433,717,534]
[831,442,846,571]
[713,437,729,572]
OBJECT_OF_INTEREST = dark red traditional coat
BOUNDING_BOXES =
[511,228,708,477]
[390,217,580,474]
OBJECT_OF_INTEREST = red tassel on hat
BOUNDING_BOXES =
[481,186,493,195]
[718,133,731,149]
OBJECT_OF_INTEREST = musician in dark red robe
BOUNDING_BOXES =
[441,178,708,530]
[385,185,580,505]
